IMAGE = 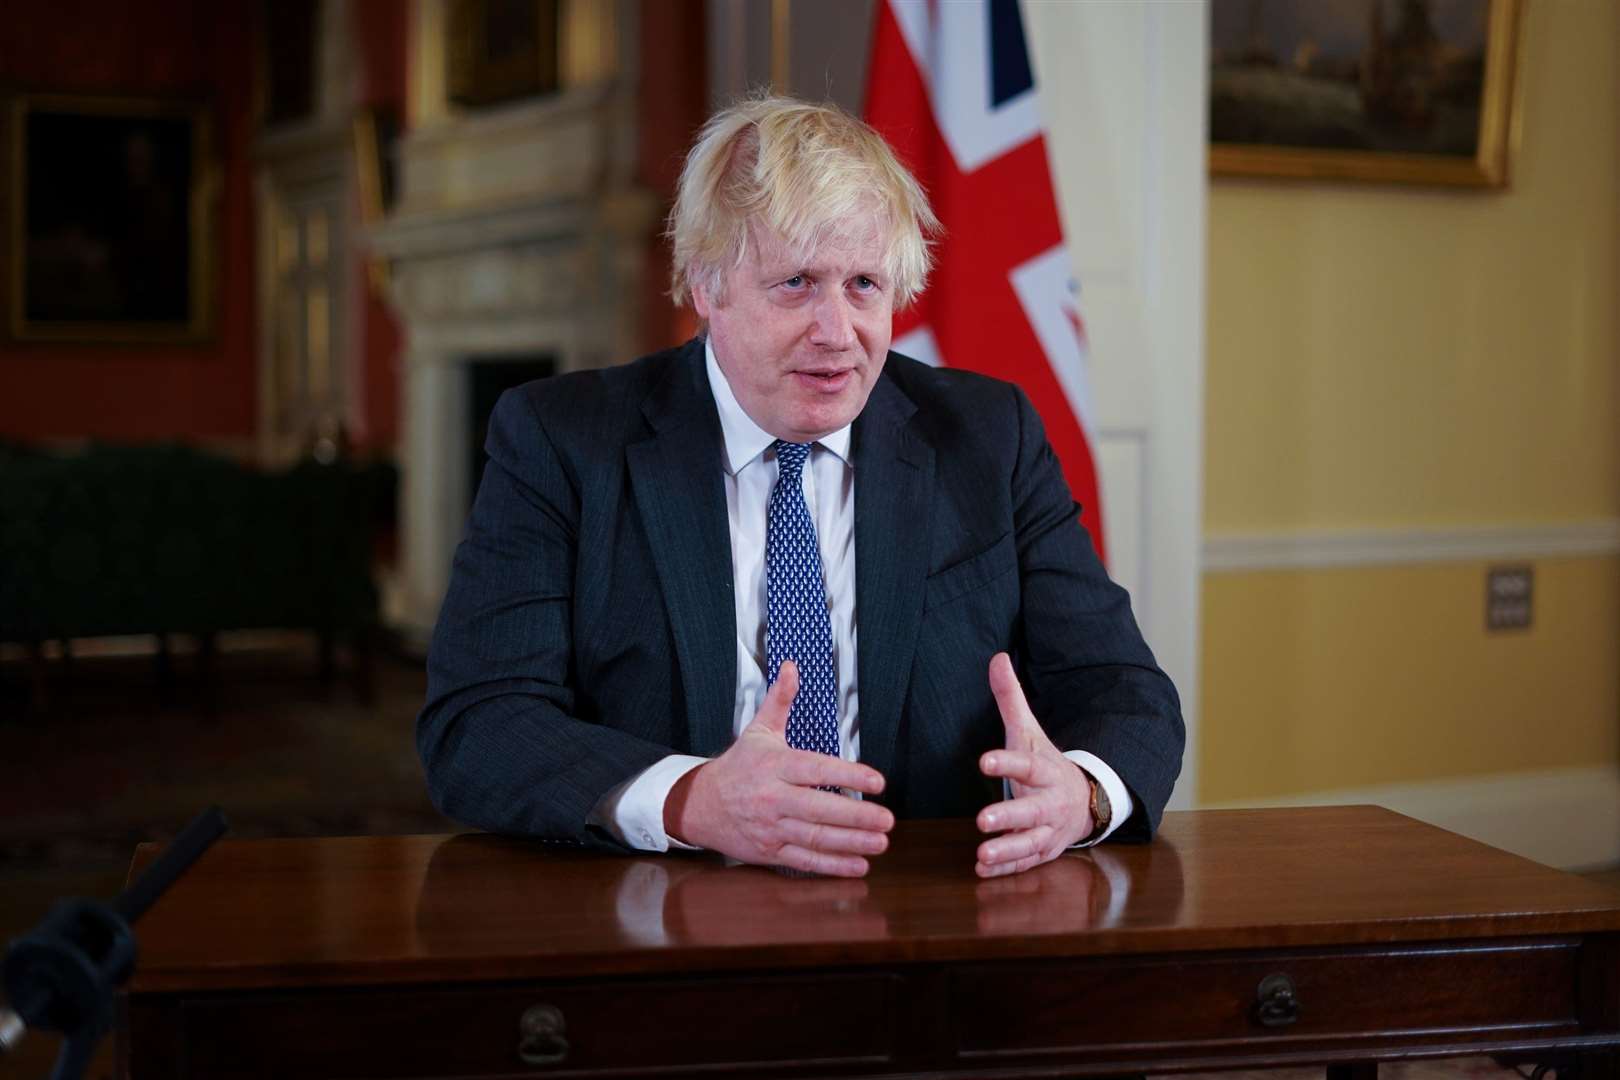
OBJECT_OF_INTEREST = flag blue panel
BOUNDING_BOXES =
[988,0,1035,107]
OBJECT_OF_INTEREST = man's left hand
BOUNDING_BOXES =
[974,652,1096,878]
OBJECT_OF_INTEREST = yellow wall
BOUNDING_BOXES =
[1203,0,1620,799]
[1202,557,1620,802]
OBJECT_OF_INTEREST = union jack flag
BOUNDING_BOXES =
[866,0,1106,562]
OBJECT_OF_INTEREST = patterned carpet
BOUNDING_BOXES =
[0,634,450,858]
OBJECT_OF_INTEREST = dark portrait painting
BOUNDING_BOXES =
[10,95,213,342]
[1209,0,1521,186]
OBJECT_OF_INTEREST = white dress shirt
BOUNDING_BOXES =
[590,340,1133,851]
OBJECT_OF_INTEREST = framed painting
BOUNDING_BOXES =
[1209,0,1523,186]
[7,93,215,343]
[446,0,561,108]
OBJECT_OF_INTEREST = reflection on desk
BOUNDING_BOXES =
[413,826,1182,953]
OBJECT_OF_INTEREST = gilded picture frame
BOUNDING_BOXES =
[353,106,400,294]
[7,93,215,343]
[1209,0,1523,187]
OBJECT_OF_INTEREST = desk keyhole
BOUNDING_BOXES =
[518,1004,570,1066]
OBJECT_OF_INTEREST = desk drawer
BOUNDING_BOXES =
[952,939,1581,1061]
[174,972,901,1078]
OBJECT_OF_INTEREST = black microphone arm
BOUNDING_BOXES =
[0,806,228,1080]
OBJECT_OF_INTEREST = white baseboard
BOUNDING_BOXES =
[1203,520,1620,573]
[1202,765,1620,870]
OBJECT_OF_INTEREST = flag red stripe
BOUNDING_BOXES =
[866,1,1107,561]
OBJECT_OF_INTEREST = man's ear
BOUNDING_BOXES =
[691,275,712,321]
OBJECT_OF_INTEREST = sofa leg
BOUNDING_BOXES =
[27,640,50,719]
[352,627,377,706]
[57,638,74,717]
[197,632,220,721]
[317,630,338,698]
[155,634,176,706]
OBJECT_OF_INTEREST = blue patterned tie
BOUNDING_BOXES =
[765,441,840,757]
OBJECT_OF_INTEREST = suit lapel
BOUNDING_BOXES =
[852,371,933,789]
[626,341,738,758]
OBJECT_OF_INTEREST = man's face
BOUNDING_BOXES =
[693,216,894,443]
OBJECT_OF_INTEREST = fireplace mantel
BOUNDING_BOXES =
[372,68,656,646]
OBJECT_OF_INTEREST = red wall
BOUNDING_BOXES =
[0,0,259,443]
[351,0,408,452]
[637,0,706,353]
[0,0,701,447]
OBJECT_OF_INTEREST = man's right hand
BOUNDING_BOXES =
[663,662,893,877]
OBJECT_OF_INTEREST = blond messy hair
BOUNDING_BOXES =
[667,93,940,310]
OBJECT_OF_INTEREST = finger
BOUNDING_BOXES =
[979,748,1062,788]
[780,786,895,832]
[977,824,1056,868]
[779,818,890,856]
[780,751,886,795]
[750,661,799,737]
[976,792,1052,834]
[776,844,869,878]
[988,652,1035,750]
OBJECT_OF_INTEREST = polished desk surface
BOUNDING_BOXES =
[128,805,1620,993]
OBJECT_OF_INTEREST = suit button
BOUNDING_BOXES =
[641,830,654,846]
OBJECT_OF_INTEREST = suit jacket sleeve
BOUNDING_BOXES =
[1006,383,1184,841]
[416,389,674,847]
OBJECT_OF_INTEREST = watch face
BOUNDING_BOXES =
[1091,778,1111,827]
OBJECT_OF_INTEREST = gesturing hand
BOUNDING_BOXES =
[975,652,1097,878]
[664,662,894,877]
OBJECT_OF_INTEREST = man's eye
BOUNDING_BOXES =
[853,276,877,292]
[782,275,806,289]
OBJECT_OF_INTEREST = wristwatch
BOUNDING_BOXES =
[1085,769,1112,842]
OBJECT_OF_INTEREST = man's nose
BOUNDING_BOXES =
[808,291,857,350]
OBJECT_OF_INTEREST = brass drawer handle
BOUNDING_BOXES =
[1255,973,1299,1027]
[518,1004,570,1066]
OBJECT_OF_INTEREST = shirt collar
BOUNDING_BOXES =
[704,338,853,475]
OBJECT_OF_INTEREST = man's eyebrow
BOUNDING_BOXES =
[754,258,886,284]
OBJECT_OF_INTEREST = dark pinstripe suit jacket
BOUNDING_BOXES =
[417,338,1183,849]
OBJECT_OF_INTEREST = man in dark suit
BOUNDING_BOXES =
[418,96,1183,879]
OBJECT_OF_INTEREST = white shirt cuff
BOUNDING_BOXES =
[1062,750,1135,847]
[587,754,709,851]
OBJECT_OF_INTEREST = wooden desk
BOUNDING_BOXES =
[121,807,1620,1078]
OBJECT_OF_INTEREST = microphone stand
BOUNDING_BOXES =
[0,806,228,1080]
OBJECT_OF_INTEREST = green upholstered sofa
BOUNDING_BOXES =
[0,442,392,706]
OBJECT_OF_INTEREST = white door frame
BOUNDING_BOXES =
[1025,0,1208,808]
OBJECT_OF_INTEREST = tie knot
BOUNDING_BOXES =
[774,440,811,478]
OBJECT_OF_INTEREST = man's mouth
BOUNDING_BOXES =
[793,368,855,393]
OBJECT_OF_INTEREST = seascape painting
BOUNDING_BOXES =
[1209,0,1520,186]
